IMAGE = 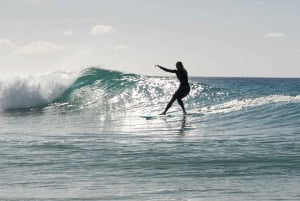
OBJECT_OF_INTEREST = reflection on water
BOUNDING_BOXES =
[112,110,196,136]
[179,115,187,135]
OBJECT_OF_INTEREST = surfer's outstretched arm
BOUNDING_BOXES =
[156,65,177,73]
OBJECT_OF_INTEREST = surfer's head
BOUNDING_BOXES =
[176,61,184,69]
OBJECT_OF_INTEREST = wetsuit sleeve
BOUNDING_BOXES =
[158,66,177,73]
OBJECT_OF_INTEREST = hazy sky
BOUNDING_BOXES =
[0,0,300,77]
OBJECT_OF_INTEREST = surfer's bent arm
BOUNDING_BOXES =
[156,65,177,73]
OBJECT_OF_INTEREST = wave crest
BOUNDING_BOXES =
[0,71,76,110]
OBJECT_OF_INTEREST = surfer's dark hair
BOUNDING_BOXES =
[176,61,184,68]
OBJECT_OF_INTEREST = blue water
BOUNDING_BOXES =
[0,68,300,200]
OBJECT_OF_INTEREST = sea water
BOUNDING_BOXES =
[0,67,299,200]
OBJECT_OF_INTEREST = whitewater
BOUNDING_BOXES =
[0,67,300,200]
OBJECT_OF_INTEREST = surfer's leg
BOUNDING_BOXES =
[160,96,176,115]
[176,89,189,115]
[177,98,186,114]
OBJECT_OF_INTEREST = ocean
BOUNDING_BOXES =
[0,67,299,200]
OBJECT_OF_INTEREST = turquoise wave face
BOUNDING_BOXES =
[52,67,196,113]
[54,67,140,103]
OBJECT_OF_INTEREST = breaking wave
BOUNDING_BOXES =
[1,67,299,118]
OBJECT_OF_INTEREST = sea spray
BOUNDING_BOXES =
[0,71,76,110]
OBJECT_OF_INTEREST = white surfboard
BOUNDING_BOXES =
[139,114,173,120]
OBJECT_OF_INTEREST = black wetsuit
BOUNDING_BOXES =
[158,66,190,114]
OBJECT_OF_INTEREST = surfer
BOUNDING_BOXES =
[156,61,190,115]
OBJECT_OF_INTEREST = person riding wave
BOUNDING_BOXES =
[156,61,190,115]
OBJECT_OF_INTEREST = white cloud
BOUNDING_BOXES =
[15,41,67,55]
[89,25,114,35]
[113,45,129,50]
[264,32,285,38]
[63,30,74,36]
[0,39,16,53]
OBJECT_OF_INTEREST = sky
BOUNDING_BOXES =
[0,0,300,77]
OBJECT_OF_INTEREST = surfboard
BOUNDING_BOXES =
[139,114,173,120]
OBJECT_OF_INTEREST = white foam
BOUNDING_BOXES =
[199,95,300,115]
[0,71,77,110]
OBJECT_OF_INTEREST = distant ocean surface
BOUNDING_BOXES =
[0,67,299,200]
